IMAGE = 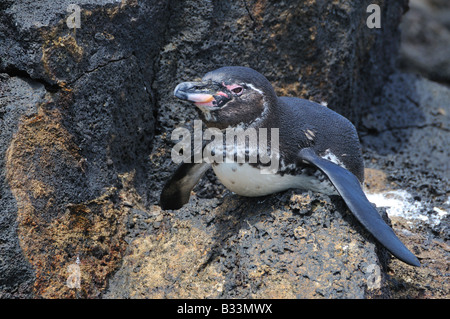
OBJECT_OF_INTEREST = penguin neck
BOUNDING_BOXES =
[205,94,280,131]
[251,95,280,130]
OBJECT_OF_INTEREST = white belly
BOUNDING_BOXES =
[212,163,337,197]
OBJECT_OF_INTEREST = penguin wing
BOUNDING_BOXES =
[160,162,211,210]
[297,147,420,267]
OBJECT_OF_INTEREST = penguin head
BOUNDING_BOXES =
[174,66,277,129]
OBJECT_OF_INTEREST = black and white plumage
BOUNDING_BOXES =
[160,66,420,267]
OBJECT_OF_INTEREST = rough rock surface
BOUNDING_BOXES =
[0,75,42,298]
[1,0,448,299]
[399,0,450,84]
[105,192,389,299]
[1,0,168,298]
[360,73,449,298]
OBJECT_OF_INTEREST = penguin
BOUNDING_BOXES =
[160,66,420,267]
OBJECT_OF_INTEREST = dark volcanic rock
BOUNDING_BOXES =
[105,191,389,299]
[399,0,450,84]
[153,0,407,132]
[4,0,444,299]
[360,72,450,298]
[1,0,168,298]
[0,74,43,298]
[360,72,449,210]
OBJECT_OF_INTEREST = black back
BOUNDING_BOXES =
[262,96,364,183]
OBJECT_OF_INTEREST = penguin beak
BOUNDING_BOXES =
[174,81,230,108]
[174,82,214,104]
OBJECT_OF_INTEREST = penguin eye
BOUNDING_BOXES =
[224,84,244,96]
[231,86,243,95]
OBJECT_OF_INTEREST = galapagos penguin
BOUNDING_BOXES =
[160,66,420,267]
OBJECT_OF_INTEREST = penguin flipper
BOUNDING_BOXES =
[297,148,420,267]
[160,162,211,210]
